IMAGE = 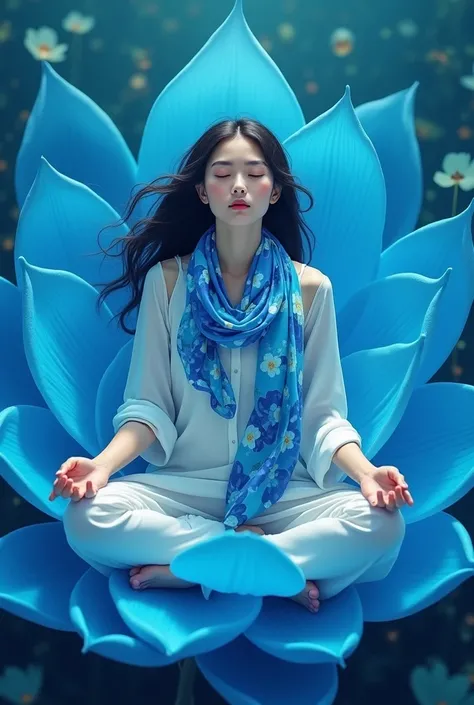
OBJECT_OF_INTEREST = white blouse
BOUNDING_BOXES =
[112,257,362,506]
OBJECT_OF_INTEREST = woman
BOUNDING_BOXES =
[50,118,413,614]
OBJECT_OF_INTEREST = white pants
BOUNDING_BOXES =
[62,476,405,600]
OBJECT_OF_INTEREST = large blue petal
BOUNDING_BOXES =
[245,587,362,666]
[136,0,304,216]
[95,339,147,477]
[15,62,137,218]
[338,271,450,358]
[18,258,127,456]
[0,522,88,631]
[197,635,338,705]
[356,512,474,621]
[0,405,87,520]
[343,335,426,460]
[70,568,171,666]
[284,87,385,310]
[378,199,474,383]
[108,570,261,660]
[355,84,422,249]
[14,158,134,326]
[0,277,44,411]
[371,383,474,524]
[171,531,305,597]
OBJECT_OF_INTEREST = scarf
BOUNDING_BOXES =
[176,224,304,529]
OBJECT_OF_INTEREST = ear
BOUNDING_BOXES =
[195,183,208,203]
[270,184,282,204]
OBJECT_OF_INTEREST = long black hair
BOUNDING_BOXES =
[95,117,316,335]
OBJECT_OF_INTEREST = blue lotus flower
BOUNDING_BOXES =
[1,1,474,703]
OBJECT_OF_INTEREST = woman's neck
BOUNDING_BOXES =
[215,220,262,277]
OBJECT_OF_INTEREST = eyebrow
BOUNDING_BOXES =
[211,160,268,167]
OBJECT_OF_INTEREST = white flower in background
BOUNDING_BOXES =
[433,152,474,191]
[396,19,419,38]
[0,664,43,705]
[62,11,95,35]
[24,27,68,62]
[460,63,474,91]
[410,658,474,705]
[330,27,355,57]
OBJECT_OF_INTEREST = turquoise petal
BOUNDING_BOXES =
[15,62,137,218]
[245,587,363,666]
[70,568,172,666]
[95,339,147,477]
[284,86,385,311]
[355,84,422,249]
[171,532,305,597]
[0,522,88,631]
[356,512,474,621]
[109,570,261,660]
[0,405,86,520]
[136,0,304,214]
[197,635,338,705]
[343,335,426,459]
[0,277,44,411]
[18,258,127,455]
[14,158,133,325]
[338,270,450,358]
[372,383,474,524]
[378,199,474,383]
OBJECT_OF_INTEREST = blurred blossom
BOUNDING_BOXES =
[0,664,43,705]
[0,21,12,43]
[457,126,473,140]
[397,19,419,37]
[427,49,451,65]
[415,118,444,140]
[62,11,95,35]
[460,63,474,91]
[380,27,393,40]
[24,27,68,62]
[162,18,180,33]
[410,659,474,705]
[129,73,148,90]
[330,27,355,56]
[433,153,474,191]
[277,22,296,41]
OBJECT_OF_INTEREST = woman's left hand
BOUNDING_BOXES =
[360,466,414,512]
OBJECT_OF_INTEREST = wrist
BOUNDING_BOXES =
[332,443,376,484]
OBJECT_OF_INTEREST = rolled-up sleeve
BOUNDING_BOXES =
[299,275,361,490]
[112,264,177,467]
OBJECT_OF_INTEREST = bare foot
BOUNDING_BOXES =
[129,564,196,591]
[290,580,320,613]
[234,525,265,536]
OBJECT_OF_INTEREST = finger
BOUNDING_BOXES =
[71,486,84,502]
[376,490,385,507]
[403,488,415,505]
[61,478,75,499]
[85,480,96,498]
[394,486,405,508]
[55,476,68,493]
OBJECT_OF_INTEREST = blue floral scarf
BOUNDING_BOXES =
[177,224,304,529]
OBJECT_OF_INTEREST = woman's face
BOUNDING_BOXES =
[196,134,280,224]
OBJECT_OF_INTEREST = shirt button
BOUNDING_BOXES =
[232,440,236,444]
[233,368,239,373]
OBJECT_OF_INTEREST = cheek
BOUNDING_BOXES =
[257,181,272,197]
[207,182,226,199]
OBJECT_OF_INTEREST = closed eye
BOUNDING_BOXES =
[214,175,265,178]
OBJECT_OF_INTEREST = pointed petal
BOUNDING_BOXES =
[356,512,474,621]
[197,635,339,705]
[338,270,450,357]
[245,587,363,666]
[284,86,385,310]
[70,569,172,666]
[378,199,474,383]
[171,532,305,597]
[137,0,304,213]
[355,83,422,248]
[15,62,137,218]
[95,339,148,476]
[0,277,44,411]
[14,158,133,323]
[0,405,87,520]
[342,335,426,460]
[372,383,474,524]
[18,258,127,455]
[0,522,88,631]
[108,569,261,660]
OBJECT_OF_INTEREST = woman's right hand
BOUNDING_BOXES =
[49,457,112,502]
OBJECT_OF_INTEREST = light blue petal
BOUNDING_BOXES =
[338,270,450,358]
[0,277,44,411]
[0,405,87,520]
[70,568,171,666]
[197,635,339,705]
[356,512,474,621]
[14,158,134,325]
[136,0,304,216]
[171,532,305,597]
[0,522,88,631]
[355,84,422,249]
[342,335,426,460]
[284,86,385,311]
[95,339,147,477]
[15,62,137,218]
[108,569,261,660]
[18,258,127,456]
[245,587,362,666]
[371,383,474,524]
[378,199,474,384]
